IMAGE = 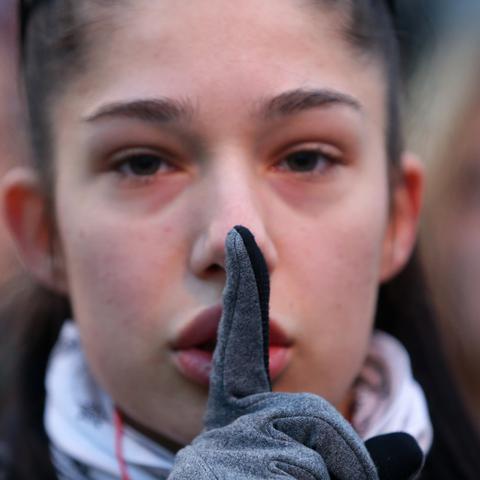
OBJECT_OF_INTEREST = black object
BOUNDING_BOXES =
[365,432,424,480]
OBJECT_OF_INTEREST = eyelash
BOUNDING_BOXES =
[109,144,342,184]
[274,145,342,176]
[112,149,177,182]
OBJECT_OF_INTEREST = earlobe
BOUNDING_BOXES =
[1,167,67,293]
[380,153,424,282]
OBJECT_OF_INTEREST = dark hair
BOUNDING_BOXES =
[377,252,480,478]
[0,276,68,480]
[2,1,480,479]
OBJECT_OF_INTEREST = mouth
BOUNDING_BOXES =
[171,304,292,387]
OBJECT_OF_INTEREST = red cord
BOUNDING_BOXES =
[114,408,132,480]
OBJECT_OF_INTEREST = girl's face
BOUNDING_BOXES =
[33,0,415,444]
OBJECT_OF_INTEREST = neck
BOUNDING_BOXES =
[120,410,184,453]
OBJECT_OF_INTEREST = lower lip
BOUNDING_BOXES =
[173,345,291,387]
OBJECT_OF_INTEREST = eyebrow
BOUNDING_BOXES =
[260,88,362,119]
[84,98,195,123]
[84,88,361,124]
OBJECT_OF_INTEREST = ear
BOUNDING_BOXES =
[380,153,424,282]
[1,167,68,293]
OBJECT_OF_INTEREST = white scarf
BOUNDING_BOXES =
[351,331,433,452]
[45,322,432,479]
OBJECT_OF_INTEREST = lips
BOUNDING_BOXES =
[171,305,292,386]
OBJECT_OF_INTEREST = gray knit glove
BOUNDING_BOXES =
[169,226,421,479]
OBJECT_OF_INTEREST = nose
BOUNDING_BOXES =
[189,166,278,278]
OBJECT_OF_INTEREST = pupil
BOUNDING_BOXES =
[287,152,319,172]
[130,155,161,175]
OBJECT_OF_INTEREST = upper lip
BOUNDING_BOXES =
[172,304,292,350]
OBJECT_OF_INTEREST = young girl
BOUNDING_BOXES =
[1,0,479,478]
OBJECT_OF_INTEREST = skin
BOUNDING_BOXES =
[2,0,422,447]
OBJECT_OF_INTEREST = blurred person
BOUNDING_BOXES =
[0,0,28,431]
[0,0,24,283]
[407,12,480,434]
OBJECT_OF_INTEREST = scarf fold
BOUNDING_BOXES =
[45,321,432,479]
[351,331,433,453]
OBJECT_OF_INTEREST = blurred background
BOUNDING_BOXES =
[396,0,479,75]
[402,0,480,433]
[0,0,24,286]
[0,0,479,433]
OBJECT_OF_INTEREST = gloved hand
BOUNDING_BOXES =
[169,226,423,479]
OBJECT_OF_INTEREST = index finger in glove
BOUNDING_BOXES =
[204,226,272,430]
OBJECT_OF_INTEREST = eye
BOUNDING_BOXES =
[115,151,175,177]
[277,149,339,174]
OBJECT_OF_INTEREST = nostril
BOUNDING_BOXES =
[205,264,224,275]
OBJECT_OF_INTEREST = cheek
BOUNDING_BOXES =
[55,200,190,353]
[272,180,389,404]
[54,198,210,442]
[276,178,389,316]
[287,210,385,338]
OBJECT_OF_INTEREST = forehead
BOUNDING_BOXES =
[61,0,386,131]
